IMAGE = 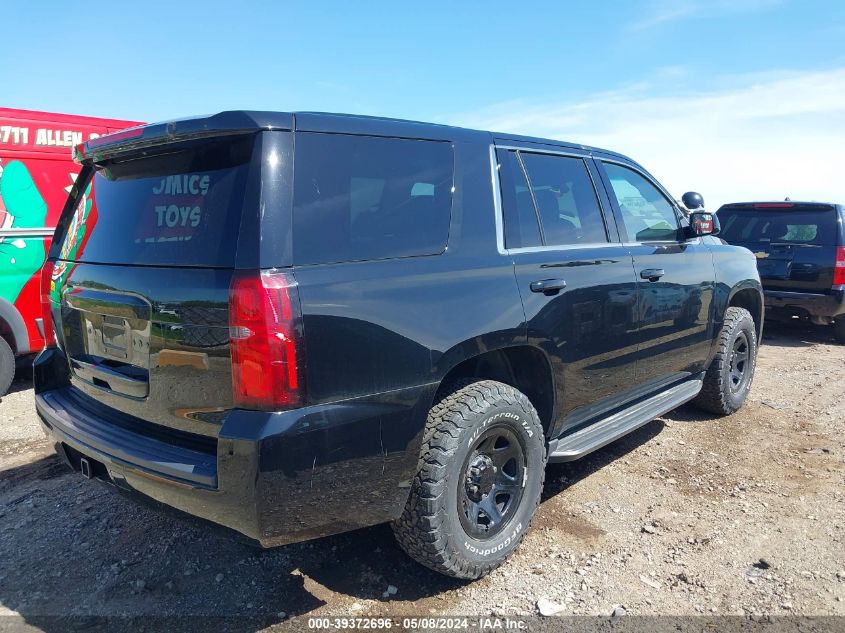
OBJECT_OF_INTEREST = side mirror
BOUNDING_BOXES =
[688,211,720,237]
[682,191,705,211]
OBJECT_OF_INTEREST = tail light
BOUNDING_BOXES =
[228,269,305,410]
[834,246,845,287]
[40,260,57,348]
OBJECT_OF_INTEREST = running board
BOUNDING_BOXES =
[547,379,702,463]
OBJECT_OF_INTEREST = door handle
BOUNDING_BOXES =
[640,268,665,282]
[530,279,567,295]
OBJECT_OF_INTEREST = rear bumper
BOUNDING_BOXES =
[763,289,845,319]
[35,351,432,547]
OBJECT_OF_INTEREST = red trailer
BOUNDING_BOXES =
[0,108,142,394]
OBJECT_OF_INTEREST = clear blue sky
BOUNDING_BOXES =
[4,0,841,123]
[4,0,844,205]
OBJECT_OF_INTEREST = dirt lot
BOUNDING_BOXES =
[0,321,843,628]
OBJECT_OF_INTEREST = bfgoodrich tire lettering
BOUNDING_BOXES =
[692,306,757,416]
[391,380,546,579]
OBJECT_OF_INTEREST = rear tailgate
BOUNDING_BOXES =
[48,129,269,438]
[717,204,840,293]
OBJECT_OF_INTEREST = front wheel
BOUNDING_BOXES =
[692,307,758,416]
[392,380,546,579]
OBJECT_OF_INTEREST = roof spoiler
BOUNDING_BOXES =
[73,110,294,165]
[718,201,837,211]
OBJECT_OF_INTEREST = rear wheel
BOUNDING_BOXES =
[0,337,15,397]
[692,307,757,416]
[392,380,546,579]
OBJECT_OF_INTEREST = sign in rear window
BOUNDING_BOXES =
[57,135,254,267]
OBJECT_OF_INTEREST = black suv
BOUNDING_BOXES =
[716,201,845,342]
[35,111,763,579]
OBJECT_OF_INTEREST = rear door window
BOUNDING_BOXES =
[57,135,254,267]
[292,133,453,265]
[519,153,608,246]
[497,150,542,249]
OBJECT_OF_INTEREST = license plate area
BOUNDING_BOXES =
[61,287,152,399]
[100,315,130,359]
[757,245,794,281]
[758,258,792,280]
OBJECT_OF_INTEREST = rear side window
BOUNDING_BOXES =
[519,153,608,246]
[293,133,453,265]
[602,162,680,242]
[718,207,837,245]
[497,150,542,249]
[57,135,254,267]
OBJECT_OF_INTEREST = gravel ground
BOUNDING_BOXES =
[0,321,843,628]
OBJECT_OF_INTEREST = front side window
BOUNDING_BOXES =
[293,133,453,265]
[603,163,680,242]
[519,153,608,246]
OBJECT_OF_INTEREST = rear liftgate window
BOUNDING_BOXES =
[58,135,254,267]
[718,207,836,245]
[292,133,454,265]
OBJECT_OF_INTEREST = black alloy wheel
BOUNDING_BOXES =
[728,330,750,393]
[392,380,546,579]
[458,425,526,540]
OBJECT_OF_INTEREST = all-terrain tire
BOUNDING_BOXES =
[692,307,757,416]
[833,318,845,344]
[391,380,546,579]
[0,337,14,397]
